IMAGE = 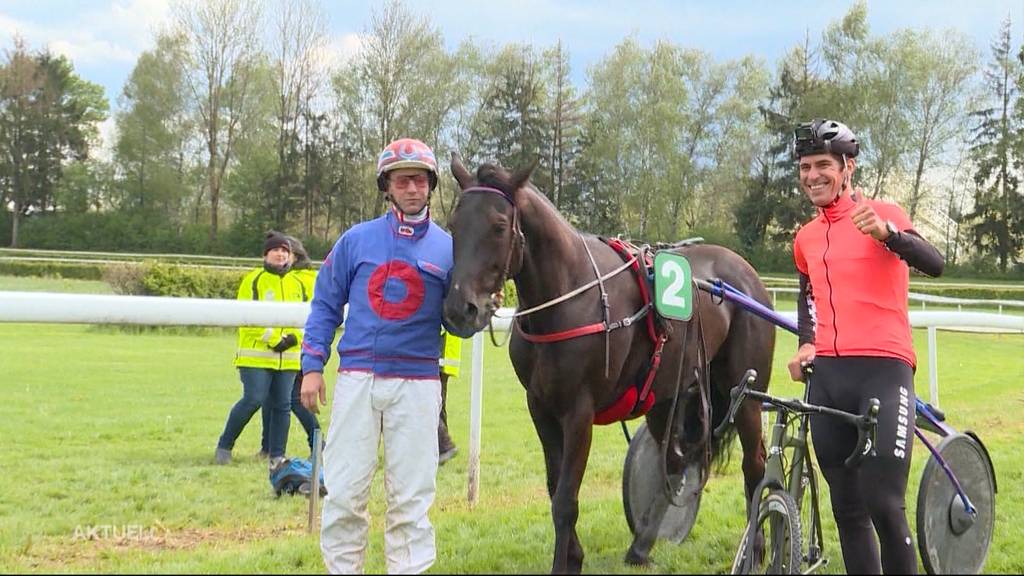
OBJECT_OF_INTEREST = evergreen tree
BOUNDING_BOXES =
[969,16,1024,272]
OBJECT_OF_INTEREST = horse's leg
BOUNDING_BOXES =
[709,323,769,502]
[733,399,766,500]
[528,394,564,499]
[713,351,769,562]
[707,350,767,503]
[527,394,585,573]
[549,409,593,574]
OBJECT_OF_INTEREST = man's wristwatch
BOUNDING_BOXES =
[884,220,900,244]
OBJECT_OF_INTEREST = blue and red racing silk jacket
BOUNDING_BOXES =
[301,208,453,379]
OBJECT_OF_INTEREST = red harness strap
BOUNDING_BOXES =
[593,333,666,425]
[512,237,669,425]
[516,321,605,343]
[606,238,659,342]
[592,238,667,425]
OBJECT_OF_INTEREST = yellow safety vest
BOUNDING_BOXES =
[291,266,317,300]
[439,329,463,377]
[234,267,308,371]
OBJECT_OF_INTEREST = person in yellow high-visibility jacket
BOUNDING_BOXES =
[259,235,320,458]
[438,328,462,464]
[215,232,307,468]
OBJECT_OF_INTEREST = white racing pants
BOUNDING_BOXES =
[321,370,441,574]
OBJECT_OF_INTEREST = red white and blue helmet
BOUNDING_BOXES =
[376,138,438,191]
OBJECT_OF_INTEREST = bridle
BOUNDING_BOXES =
[461,186,525,298]
[457,184,639,355]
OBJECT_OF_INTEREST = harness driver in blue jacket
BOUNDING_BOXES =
[300,138,453,574]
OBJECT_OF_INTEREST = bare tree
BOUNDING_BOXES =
[332,0,446,219]
[271,0,327,236]
[904,31,978,219]
[174,0,265,243]
[361,0,440,151]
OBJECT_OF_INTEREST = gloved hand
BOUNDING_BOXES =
[272,333,298,353]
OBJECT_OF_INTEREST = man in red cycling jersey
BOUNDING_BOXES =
[787,119,944,574]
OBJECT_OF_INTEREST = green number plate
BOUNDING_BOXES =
[654,252,693,321]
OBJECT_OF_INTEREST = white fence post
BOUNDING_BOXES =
[467,331,485,506]
[928,326,939,408]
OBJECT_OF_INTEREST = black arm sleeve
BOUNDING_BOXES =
[884,229,944,278]
[797,272,815,347]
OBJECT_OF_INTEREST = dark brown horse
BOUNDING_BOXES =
[442,156,775,574]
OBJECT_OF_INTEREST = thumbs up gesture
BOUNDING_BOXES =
[850,202,890,241]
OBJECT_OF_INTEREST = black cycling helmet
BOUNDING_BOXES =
[793,119,859,160]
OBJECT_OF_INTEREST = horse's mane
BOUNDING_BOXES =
[474,162,511,191]
[475,163,575,231]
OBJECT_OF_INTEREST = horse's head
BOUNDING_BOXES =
[443,153,536,336]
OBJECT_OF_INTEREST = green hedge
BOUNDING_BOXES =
[104,261,246,299]
[0,259,105,280]
[8,210,336,260]
[905,284,1024,301]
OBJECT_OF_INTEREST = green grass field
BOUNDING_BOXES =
[1,278,1022,573]
[0,275,113,294]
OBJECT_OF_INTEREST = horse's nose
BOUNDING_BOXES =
[464,300,479,320]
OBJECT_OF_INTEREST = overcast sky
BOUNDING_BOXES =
[0,0,1020,114]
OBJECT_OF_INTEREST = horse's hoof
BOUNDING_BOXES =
[624,548,651,567]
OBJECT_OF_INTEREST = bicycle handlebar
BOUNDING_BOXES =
[714,365,881,468]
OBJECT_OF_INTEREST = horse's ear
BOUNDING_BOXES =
[450,152,473,191]
[510,156,539,193]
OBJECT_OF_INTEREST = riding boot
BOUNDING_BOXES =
[438,420,458,465]
[437,372,457,464]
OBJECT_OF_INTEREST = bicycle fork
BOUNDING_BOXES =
[786,412,827,574]
[745,406,829,574]
[739,408,813,573]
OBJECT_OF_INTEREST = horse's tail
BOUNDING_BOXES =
[677,358,738,477]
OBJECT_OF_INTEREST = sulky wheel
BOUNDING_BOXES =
[622,422,704,544]
[917,432,996,575]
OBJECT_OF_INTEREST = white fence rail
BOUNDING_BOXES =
[765,286,1024,312]
[2,291,1021,503]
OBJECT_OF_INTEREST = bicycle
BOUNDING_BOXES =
[717,366,880,574]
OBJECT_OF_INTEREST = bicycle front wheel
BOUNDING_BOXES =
[731,489,802,574]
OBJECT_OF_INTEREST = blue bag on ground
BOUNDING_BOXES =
[269,458,326,497]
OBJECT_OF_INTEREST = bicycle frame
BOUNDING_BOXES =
[766,380,827,573]
[729,376,875,574]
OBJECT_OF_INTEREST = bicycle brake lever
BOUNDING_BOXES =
[866,398,880,458]
[713,369,757,439]
[845,398,880,468]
